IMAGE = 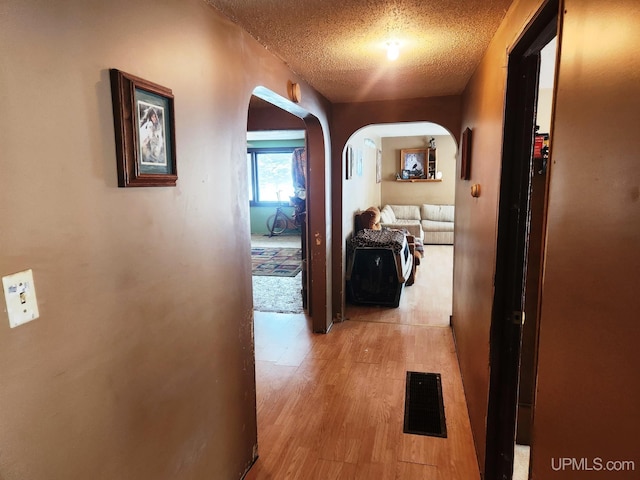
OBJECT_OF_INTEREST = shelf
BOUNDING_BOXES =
[396,179,442,183]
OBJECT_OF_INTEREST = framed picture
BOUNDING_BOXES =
[400,148,427,179]
[376,149,382,183]
[345,145,353,180]
[461,127,472,180]
[401,169,410,180]
[110,69,177,187]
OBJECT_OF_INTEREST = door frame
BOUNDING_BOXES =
[248,88,332,333]
[484,1,560,478]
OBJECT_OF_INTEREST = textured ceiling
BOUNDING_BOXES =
[205,0,514,103]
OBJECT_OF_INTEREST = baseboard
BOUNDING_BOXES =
[240,444,259,480]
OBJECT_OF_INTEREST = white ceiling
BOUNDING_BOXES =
[206,0,515,103]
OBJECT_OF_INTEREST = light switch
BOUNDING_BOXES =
[2,269,40,328]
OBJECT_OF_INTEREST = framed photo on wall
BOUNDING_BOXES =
[110,69,178,187]
[461,127,472,180]
[400,148,427,179]
[345,145,353,180]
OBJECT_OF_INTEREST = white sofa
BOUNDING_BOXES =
[380,204,455,244]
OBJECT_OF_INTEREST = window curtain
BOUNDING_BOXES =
[291,147,307,200]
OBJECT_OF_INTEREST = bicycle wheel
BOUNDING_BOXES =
[266,213,287,236]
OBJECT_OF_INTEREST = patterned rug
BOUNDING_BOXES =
[251,247,302,277]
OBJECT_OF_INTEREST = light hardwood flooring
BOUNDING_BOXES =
[345,245,453,327]
[246,245,480,479]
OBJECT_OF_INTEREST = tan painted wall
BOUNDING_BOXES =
[454,0,640,476]
[0,0,330,478]
[381,134,457,206]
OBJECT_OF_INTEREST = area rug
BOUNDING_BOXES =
[252,273,303,314]
[251,247,302,277]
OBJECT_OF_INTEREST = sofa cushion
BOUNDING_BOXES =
[380,205,396,224]
[383,220,422,239]
[421,204,454,222]
[424,231,454,245]
[389,204,421,220]
[422,219,455,232]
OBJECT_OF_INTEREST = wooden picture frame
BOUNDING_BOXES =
[345,145,353,180]
[460,127,472,180]
[110,69,178,187]
[400,148,428,179]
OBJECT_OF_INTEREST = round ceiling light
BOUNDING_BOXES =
[386,41,400,61]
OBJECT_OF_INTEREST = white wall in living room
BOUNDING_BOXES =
[342,129,382,237]
[381,134,457,206]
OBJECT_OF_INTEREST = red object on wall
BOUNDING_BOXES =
[533,133,549,160]
[533,136,543,159]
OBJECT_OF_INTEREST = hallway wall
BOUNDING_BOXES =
[0,1,330,479]
[532,0,640,477]
[452,2,543,466]
[453,0,640,476]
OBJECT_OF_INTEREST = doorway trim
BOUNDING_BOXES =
[249,87,332,333]
[484,1,560,478]
[330,99,463,324]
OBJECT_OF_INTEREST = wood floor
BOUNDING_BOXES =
[245,246,480,480]
[345,245,453,327]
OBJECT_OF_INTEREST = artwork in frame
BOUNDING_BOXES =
[345,145,353,180]
[461,127,472,180]
[400,148,427,179]
[376,149,382,183]
[110,69,177,187]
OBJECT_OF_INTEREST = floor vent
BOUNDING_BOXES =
[403,371,447,438]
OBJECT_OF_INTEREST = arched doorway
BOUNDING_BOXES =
[247,96,307,314]
[339,121,458,324]
[329,98,462,323]
[247,87,332,333]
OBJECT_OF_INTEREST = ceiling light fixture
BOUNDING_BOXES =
[386,41,400,61]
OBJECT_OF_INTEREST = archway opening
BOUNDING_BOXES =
[340,121,457,325]
[246,87,331,334]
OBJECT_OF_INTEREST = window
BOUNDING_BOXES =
[247,148,295,205]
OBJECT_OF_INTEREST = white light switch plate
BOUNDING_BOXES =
[2,269,40,328]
